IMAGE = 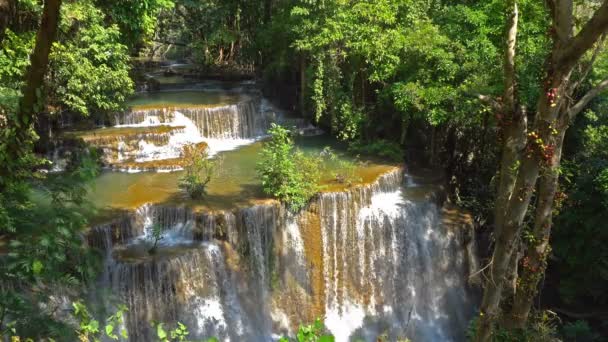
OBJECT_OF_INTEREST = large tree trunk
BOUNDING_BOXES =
[475,151,542,341]
[1,0,61,185]
[508,127,566,327]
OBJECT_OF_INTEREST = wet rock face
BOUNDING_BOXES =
[89,169,478,342]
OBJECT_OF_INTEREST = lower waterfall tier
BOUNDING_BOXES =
[88,169,478,341]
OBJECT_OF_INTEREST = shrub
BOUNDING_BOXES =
[257,124,321,211]
[279,318,334,342]
[179,145,219,199]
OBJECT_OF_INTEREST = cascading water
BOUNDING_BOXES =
[317,180,476,341]
[116,100,265,140]
[89,169,478,341]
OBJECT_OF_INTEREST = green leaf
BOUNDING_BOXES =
[319,335,335,342]
[105,324,118,339]
[157,323,167,340]
[32,259,43,275]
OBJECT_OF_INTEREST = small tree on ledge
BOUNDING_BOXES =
[179,144,218,199]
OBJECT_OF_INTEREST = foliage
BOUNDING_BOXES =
[348,140,403,162]
[0,30,34,98]
[95,0,174,50]
[72,301,128,342]
[279,318,334,342]
[0,0,134,117]
[467,310,560,342]
[154,322,190,342]
[179,145,219,199]
[257,124,321,211]
[561,320,600,342]
[553,107,608,306]
[49,0,134,116]
[0,148,101,339]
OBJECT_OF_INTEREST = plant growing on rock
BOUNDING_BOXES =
[148,223,163,255]
[179,144,219,199]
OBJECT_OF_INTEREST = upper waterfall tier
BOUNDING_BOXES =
[88,168,479,342]
[115,99,267,140]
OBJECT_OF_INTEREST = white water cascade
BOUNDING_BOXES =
[89,170,478,341]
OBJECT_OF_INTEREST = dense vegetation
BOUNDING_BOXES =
[1,0,608,340]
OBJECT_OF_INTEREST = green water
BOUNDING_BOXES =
[86,135,396,212]
[126,90,248,109]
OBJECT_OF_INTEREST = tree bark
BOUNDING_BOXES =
[475,150,541,342]
[509,127,566,327]
[495,1,525,238]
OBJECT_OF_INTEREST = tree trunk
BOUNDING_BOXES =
[13,0,61,151]
[508,127,566,327]
[475,149,541,341]
[473,1,608,338]
[495,108,527,236]
[264,0,272,25]
[494,0,524,237]
[300,54,307,117]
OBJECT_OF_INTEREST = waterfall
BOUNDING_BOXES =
[92,204,280,341]
[90,169,477,341]
[318,187,475,341]
[114,99,264,140]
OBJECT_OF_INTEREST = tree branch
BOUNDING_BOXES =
[570,33,606,93]
[558,1,608,70]
[503,1,519,113]
[473,93,502,112]
[568,78,608,121]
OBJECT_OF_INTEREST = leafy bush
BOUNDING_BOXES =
[179,145,219,199]
[257,124,321,211]
[348,139,403,162]
[279,318,334,342]
[553,110,608,305]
